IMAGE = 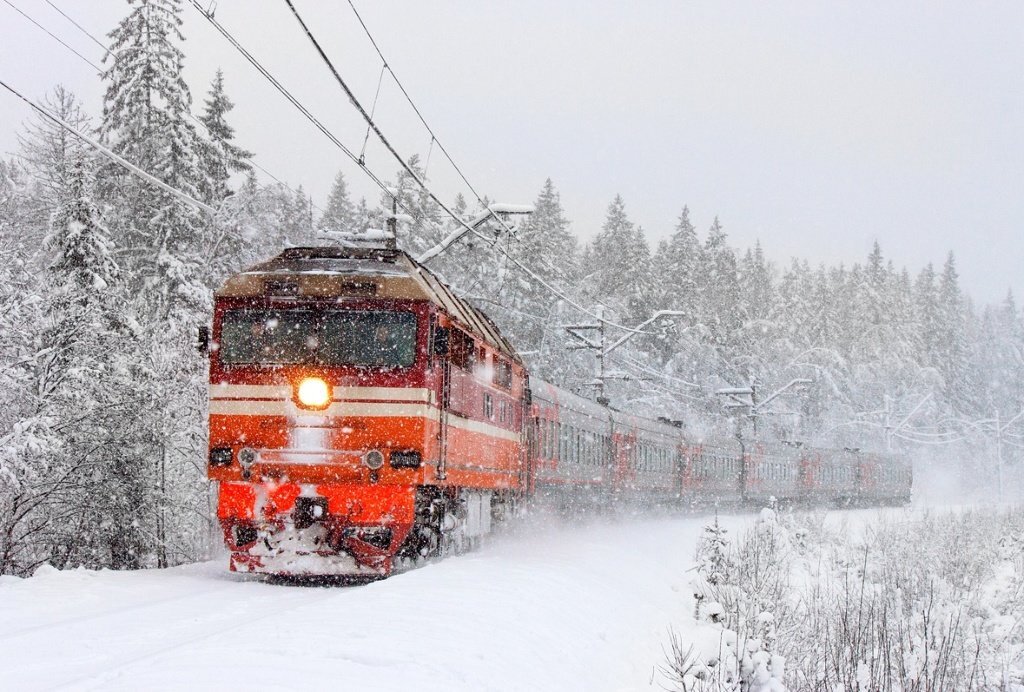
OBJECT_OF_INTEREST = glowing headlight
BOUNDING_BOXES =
[296,377,331,409]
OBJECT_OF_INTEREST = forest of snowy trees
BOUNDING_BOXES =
[1,0,1023,576]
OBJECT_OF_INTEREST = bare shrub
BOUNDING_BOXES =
[666,507,1024,691]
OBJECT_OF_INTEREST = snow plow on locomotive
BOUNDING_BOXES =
[204,245,912,578]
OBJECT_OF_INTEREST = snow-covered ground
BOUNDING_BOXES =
[0,511,755,692]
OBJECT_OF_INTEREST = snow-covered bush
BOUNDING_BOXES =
[668,508,1024,691]
[666,509,789,691]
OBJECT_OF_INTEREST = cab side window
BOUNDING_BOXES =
[450,329,475,370]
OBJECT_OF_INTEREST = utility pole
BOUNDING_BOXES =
[564,308,687,406]
[564,306,609,405]
[716,378,812,440]
[715,378,810,501]
[386,192,398,249]
[985,407,1023,503]
[595,306,607,405]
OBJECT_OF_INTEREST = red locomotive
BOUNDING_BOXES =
[205,245,911,578]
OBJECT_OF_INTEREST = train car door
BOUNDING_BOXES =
[432,317,451,481]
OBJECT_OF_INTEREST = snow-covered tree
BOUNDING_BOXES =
[94,0,214,568]
[100,0,209,279]
[699,217,742,350]
[587,194,651,322]
[382,154,444,256]
[197,68,252,204]
[654,207,702,319]
[17,86,94,215]
[318,170,356,233]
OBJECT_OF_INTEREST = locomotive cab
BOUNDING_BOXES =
[205,246,527,577]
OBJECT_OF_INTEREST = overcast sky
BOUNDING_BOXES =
[2,1,1022,304]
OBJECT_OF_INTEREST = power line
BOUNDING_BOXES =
[281,1,474,247]
[330,0,526,258]
[343,0,511,235]
[187,3,645,334]
[188,1,397,200]
[1,0,101,73]
[0,77,216,215]
[278,0,652,334]
[13,1,661,353]
[43,0,106,52]
[11,0,323,215]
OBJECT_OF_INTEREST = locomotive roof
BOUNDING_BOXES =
[216,246,522,365]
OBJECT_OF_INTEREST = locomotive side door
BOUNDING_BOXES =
[431,317,451,481]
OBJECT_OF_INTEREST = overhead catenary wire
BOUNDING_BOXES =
[12,0,324,216]
[280,0,488,249]
[0,77,217,216]
[187,1,402,200]
[188,2,651,335]
[43,0,106,51]
[340,0,645,319]
[19,5,740,409]
[342,0,514,236]
[341,0,555,290]
[277,0,653,335]
[2,0,101,74]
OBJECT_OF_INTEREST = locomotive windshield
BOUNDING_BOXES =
[219,309,417,367]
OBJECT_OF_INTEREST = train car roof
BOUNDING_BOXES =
[216,245,522,365]
[530,376,685,439]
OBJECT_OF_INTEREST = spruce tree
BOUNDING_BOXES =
[197,68,252,203]
[319,170,356,233]
[937,252,969,404]
[97,0,212,568]
[42,160,127,568]
[100,0,207,270]
[503,179,579,378]
[655,207,701,316]
[588,194,651,322]
[700,217,742,348]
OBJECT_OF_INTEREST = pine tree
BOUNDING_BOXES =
[937,252,970,406]
[655,207,701,318]
[282,185,314,245]
[96,0,212,568]
[699,217,742,349]
[381,154,443,255]
[100,0,208,274]
[41,160,128,568]
[501,179,579,378]
[47,161,120,294]
[588,194,651,322]
[739,241,774,325]
[197,68,252,203]
[915,262,942,374]
[319,170,356,233]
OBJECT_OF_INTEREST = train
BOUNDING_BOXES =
[203,244,912,578]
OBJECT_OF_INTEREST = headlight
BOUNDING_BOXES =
[296,377,331,409]
[363,449,385,470]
